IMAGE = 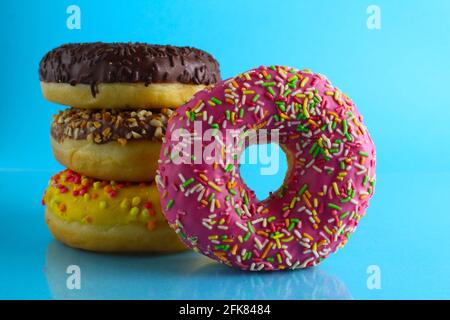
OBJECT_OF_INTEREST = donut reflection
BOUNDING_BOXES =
[45,241,351,300]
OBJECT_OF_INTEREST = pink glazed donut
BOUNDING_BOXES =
[157,66,376,271]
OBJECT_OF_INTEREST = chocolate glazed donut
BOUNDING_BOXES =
[39,42,221,109]
[50,108,173,182]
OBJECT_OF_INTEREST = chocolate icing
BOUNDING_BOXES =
[51,108,172,144]
[39,42,221,96]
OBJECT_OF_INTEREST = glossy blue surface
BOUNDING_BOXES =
[1,0,450,299]
[1,170,449,299]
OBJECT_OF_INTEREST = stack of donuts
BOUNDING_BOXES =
[39,42,221,252]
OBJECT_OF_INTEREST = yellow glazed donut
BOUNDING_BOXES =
[39,42,221,109]
[50,108,171,182]
[43,169,187,253]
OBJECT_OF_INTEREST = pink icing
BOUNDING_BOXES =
[157,66,376,271]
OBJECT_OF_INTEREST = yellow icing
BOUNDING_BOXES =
[43,170,163,229]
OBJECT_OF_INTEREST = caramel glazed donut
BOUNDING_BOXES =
[51,108,172,182]
[43,169,186,253]
[39,42,221,109]
[157,66,376,271]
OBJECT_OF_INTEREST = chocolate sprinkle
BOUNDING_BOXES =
[51,108,173,144]
[39,42,221,97]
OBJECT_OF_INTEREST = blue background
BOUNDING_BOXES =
[1,0,450,299]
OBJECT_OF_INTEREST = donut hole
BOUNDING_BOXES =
[239,143,288,200]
